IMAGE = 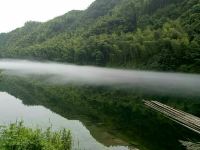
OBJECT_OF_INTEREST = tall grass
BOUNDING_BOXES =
[0,122,72,150]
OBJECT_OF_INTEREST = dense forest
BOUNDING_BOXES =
[0,0,200,72]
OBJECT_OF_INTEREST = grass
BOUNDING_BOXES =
[0,122,72,150]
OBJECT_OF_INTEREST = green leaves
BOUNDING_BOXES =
[0,0,200,73]
[0,122,72,150]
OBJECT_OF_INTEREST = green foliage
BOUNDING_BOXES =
[0,0,200,72]
[0,122,72,150]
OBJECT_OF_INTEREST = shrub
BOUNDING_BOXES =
[0,122,72,150]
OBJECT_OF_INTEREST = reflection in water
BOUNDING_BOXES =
[0,92,135,150]
[1,59,200,97]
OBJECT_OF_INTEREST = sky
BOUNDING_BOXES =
[0,0,95,33]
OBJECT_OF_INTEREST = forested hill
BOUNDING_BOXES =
[0,0,200,73]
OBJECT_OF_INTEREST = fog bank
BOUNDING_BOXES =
[0,59,200,97]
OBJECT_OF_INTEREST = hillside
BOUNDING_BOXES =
[0,0,200,72]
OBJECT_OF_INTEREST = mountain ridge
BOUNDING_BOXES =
[0,0,199,73]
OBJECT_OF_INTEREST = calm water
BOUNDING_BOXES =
[0,92,136,150]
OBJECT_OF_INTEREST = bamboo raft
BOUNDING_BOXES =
[143,100,200,134]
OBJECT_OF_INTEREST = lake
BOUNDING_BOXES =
[0,60,200,150]
[0,92,136,150]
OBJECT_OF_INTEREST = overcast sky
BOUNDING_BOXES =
[0,0,95,33]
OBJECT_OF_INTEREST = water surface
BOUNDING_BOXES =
[0,92,135,150]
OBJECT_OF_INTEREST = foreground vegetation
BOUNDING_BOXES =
[0,122,72,150]
[0,0,200,73]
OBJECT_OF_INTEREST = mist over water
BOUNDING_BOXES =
[0,59,200,97]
